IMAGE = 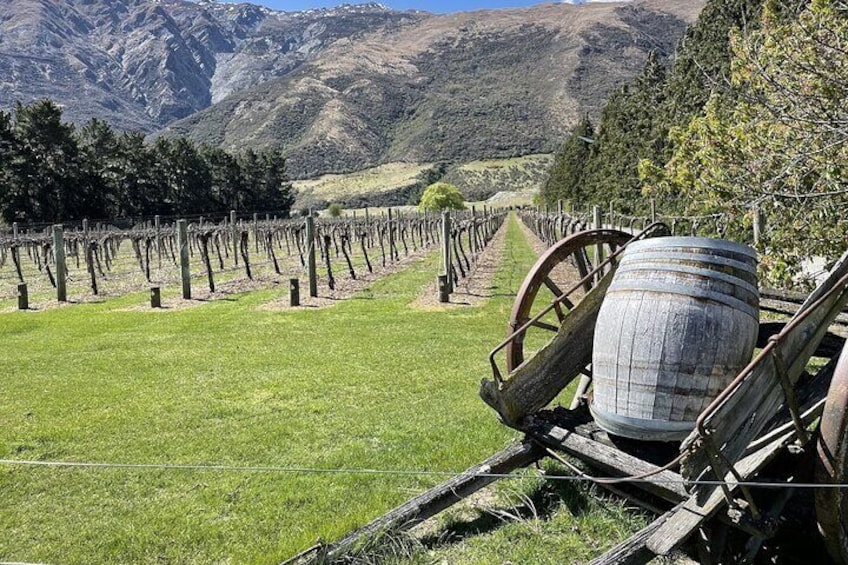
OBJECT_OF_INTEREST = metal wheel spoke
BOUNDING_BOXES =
[574,247,593,292]
[552,300,565,322]
[531,320,560,333]
[505,227,635,372]
[543,275,564,298]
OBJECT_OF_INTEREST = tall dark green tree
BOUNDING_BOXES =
[10,100,88,222]
[113,132,162,217]
[154,137,212,215]
[257,149,295,215]
[0,111,18,223]
[541,114,593,207]
[661,0,764,128]
[580,52,668,212]
[203,145,244,211]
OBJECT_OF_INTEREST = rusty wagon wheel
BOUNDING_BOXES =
[504,228,634,373]
[816,341,848,564]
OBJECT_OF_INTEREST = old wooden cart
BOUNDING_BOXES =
[295,223,848,564]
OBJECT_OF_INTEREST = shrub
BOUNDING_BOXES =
[418,182,466,212]
[327,203,343,217]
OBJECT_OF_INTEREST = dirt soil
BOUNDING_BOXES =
[411,219,509,310]
[258,244,436,311]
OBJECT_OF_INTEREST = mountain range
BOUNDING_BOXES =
[0,0,704,178]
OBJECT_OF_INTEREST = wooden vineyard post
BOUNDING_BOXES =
[609,201,615,230]
[387,207,396,262]
[150,287,161,308]
[471,206,478,254]
[442,210,453,294]
[154,214,162,268]
[177,219,191,299]
[52,224,67,302]
[12,222,18,239]
[230,210,238,266]
[290,278,300,307]
[306,212,318,297]
[438,274,450,303]
[17,283,28,310]
[593,206,602,281]
[253,213,259,252]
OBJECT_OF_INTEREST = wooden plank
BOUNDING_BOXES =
[479,271,613,425]
[522,413,689,503]
[646,391,828,556]
[757,322,845,358]
[680,284,848,483]
[681,250,848,480]
[311,440,543,564]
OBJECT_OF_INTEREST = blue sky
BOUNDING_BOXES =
[254,0,552,13]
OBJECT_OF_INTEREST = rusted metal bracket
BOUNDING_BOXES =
[769,338,810,445]
[700,429,761,520]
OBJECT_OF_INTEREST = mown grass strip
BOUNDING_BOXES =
[0,214,543,563]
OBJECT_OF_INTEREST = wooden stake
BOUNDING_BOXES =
[306,212,318,297]
[17,283,28,310]
[52,225,67,302]
[230,210,238,266]
[177,219,191,299]
[289,278,300,307]
[150,287,161,308]
[442,210,452,293]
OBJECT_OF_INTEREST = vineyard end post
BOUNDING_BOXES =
[306,212,318,298]
[177,219,191,299]
[52,224,67,302]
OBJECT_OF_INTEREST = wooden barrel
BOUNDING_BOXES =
[590,236,759,441]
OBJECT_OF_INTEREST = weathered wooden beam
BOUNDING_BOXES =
[646,403,823,556]
[303,440,543,564]
[757,322,845,358]
[522,412,689,503]
[479,271,613,425]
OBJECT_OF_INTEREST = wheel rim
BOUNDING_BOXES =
[505,228,633,373]
[817,342,848,563]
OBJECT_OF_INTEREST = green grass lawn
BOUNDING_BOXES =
[0,216,644,564]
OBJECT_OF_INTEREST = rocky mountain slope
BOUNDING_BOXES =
[0,0,703,178]
[0,0,423,131]
[161,0,703,177]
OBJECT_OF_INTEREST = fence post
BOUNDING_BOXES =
[593,206,602,280]
[290,278,300,307]
[306,212,318,297]
[387,207,395,262]
[154,215,162,267]
[471,205,478,254]
[177,219,191,299]
[150,287,161,308]
[52,225,67,302]
[442,210,452,294]
[438,274,450,303]
[12,222,18,238]
[230,210,238,266]
[17,283,28,310]
[253,213,259,252]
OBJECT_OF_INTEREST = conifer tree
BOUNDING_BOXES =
[541,114,593,207]
[580,52,667,212]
